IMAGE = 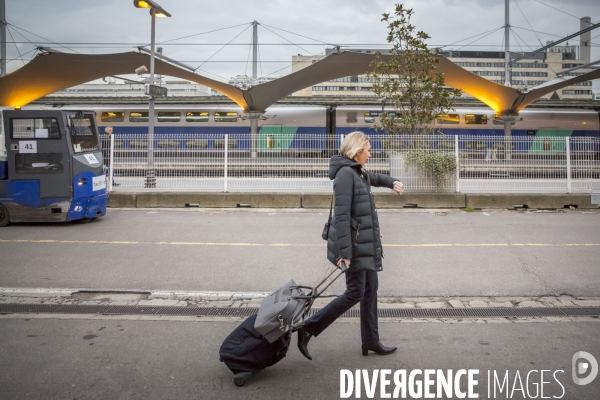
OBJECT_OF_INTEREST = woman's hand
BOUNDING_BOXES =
[337,258,351,269]
[393,181,404,195]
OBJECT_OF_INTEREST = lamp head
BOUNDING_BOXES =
[133,0,153,8]
[133,0,171,17]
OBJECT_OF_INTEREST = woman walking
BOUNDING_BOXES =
[298,131,403,359]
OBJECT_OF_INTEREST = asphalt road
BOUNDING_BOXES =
[0,317,598,400]
[0,208,599,296]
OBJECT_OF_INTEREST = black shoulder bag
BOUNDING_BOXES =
[321,193,334,240]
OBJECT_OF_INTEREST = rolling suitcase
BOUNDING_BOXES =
[219,265,346,387]
[254,264,347,342]
[219,314,292,386]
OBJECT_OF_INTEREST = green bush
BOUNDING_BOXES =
[404,150,457,189]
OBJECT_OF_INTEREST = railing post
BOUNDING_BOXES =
[223,134,228,192]
[566,137,571,193]
[455,135,460,193]
[108,133,115,192]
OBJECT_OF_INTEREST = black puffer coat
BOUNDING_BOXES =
[326,156,397,272]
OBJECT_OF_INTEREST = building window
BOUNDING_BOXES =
[563,64,583,69]
[562,90,591,95]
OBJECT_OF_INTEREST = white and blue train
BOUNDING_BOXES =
[75,104,600,154]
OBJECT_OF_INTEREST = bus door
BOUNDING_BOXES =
[4,110,72,206]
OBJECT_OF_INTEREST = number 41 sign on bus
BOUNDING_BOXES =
[19,141,37,153]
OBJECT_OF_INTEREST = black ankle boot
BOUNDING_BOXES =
[297,325,313,360]
[233,371,253,387]
[361,342,397,356]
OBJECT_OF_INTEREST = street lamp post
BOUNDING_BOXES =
[133,0,171,188]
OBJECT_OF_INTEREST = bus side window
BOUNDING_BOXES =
[15,153,64,174]
[11,118,61,139]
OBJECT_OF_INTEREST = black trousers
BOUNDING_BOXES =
[304,269,379,345]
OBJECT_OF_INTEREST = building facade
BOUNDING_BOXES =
[291,16,597,101]
[48,78,210,98]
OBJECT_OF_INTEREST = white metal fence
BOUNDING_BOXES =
[100,134,600,193]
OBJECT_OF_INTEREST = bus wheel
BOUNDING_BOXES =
[0,204,10,227]
[77,218,93,224]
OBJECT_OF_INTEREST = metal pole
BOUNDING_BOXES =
[252,21,258,85]
[108,133,115,192]
[0,0,6,77]
[504,120,512,160]
[250,118,258,158]
[504,0,511,86]
[566,137,572,193]
[146,9,156,188]
[454,135,460,193]
[224,134,228,192]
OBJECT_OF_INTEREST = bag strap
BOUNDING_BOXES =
[327,191,334,224]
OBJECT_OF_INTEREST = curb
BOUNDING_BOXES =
[108,192,599,209]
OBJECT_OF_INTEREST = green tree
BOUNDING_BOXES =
[367,4,461,135]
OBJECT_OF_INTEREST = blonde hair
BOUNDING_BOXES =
[340,131,370,160]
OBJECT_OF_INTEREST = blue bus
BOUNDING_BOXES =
[0,109,108,226]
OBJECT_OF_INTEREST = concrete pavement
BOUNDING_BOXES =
[0,316,598,399]
[1,208,600,399]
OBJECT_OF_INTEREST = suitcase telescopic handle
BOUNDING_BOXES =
[314,262,347,298]
[288,285,316,300]
[289,285,315,291]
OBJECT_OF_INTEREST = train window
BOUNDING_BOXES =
[129,139,148,148]
[157,139,180,148]
[214,139,238,148]
[466,141,488,150]
[465,114,488,125]
[101,112,125,123]
[186,111,209,123]
[347,112,357,123]
[364,112,375,123]
[436,114,460,124]
[158,112,181,122]
[214,112,238,122]
[185,139,208,148]
[129,112,149,123]
[11,118,61,139]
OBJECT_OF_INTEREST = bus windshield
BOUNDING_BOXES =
[67,112,100,153]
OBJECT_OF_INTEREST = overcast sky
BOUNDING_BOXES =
[3,0,599,87]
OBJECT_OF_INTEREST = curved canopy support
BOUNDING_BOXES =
[0,51,247,109]
[516,68,600,111]
[247,51,524,113]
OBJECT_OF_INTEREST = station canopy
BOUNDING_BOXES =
[0,50,598,114]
